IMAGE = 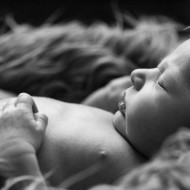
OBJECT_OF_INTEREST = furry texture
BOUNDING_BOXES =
[0,16,184,102]
[116,128,190,190]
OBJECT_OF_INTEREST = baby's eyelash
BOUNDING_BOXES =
[157,76,165,90]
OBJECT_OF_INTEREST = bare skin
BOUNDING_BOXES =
[0,94,146,190]
[34,97,146,189]
[114,39,190,157]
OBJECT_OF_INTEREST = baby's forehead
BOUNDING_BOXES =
[168,40,190,62]
[159,40,190,84]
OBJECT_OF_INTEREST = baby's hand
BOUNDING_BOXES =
[0,93,48,154]
[0,93,48,187]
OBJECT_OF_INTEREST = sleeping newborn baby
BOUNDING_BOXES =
[1,39,190,189]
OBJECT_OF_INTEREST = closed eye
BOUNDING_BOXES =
[157,67,167,90]
[157,76,166,90]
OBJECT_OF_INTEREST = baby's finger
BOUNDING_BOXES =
[16,93,39,113]
[34,113,48,132]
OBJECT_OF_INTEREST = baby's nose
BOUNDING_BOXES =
[131,69,146,90]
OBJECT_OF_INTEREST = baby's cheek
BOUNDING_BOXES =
[114,111,128,139]
[126,109,153,155]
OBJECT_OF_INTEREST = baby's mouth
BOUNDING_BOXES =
[118,101,126,117]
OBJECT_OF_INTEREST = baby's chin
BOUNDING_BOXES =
[113,110,128,139]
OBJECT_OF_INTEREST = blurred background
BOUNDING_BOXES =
[0,0,190,26]
[0,0,188,107]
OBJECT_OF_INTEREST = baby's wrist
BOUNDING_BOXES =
[0,140,46,189]
[0,138,35,158]
[0,139,39,177]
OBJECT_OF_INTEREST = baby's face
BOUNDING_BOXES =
[114,39,190,157]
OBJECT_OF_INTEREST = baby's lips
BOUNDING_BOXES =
[118,101,126,117]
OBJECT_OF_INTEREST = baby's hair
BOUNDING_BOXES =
[0,16,184,102]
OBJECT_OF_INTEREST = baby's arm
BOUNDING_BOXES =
[0,93,48,188]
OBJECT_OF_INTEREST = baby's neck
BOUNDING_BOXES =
[127,137,148,162]
[113,115,148,163]
[113,138,147,186]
